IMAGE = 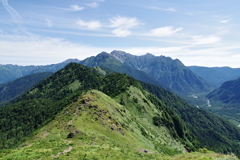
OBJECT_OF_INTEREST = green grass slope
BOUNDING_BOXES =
[0,90,238,160]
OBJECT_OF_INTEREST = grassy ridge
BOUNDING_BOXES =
[0,90,238,160]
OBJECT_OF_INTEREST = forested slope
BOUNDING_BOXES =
[141,82,240,156]
[0,72,52,106]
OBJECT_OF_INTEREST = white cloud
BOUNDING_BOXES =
[110,16,142,29]
[109,16,142,37]
[76,19,102,30]
[0,34,109,65]
[86,2,99,8]
[151,26,183,37]
[220,19,230,23]
[69,5,84,11]
[112,28,131,37]
[192,35,221,45]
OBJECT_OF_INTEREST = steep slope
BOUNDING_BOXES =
[189,66,240,87]
[111,50,214,95]
[207,78,240,104]
[0,72,52,106]
[0,59,80,84]
[141,81,240,156]
[0,63,197,155]
[80,52,170,91]
[1,90,237,160]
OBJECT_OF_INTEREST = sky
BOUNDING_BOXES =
[1,0,240,67]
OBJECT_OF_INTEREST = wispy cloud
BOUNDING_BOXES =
[76,19,102,30]
[148,6,176,12]
[0,0,22,23]
[191,35,221,45]
[0,0,34,36]
[55,5,84,12]
[85,0,105,8]
[86,2,99,8]
[112,28,131,37]
[46,19,53,28]
[69,5,84,11]
[151,26,183,37]
[219,19,230,23]
[212,15,231,24]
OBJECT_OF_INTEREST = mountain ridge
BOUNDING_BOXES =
[188,66,240,87]
[207,77,240,104]
[79,52,171,91]
[110,50,214,95]
[0,58,80,84]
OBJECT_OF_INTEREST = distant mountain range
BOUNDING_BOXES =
[0,72,52,106]
[80,50,214,95]
[188,66,240,87]
[0,51,215,96]
[207,77,240,104]
[0,59,80,84]
[79,52,171,91]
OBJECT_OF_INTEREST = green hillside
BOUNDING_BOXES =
[0,90,237,160]
[0,72,52,106]
[0,63,197,157]
[141,82,240,156]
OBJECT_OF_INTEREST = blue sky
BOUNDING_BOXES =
[1,0,240,67]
